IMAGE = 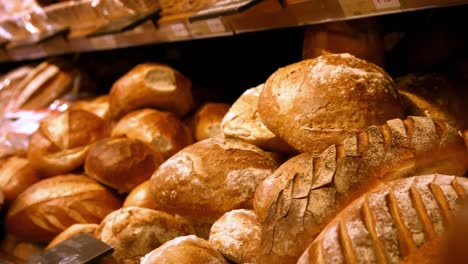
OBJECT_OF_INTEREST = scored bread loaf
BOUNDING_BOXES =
[297,174,468,264]
[46,223,98,249]
[254,116,467,263]
[150,138,278,223]
[0,156,40,205]
[209,209,261,263]
[141,235,227,264]
[109,63,193,119]
[6,174,121,243]
[112,108,193,159]
[70,95,110,120]
[258,53,404,154]
[189,102,230,141]
[27,110,109,177]
[96,207,195,264]
[221,84,295,153]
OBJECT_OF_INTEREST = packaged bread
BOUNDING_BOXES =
[141,235,227,264]
[112,108,193,159]
[221,84,295,153]
[189,102,230,141]
[0,156,40,205]
[150,138,278,224]
[258,53,404,154]
[70,95,110,120]
[46,223,98,249]
[298,174,468,264]
[254,116,467,263]
[96,207,195,264]
[27,110,109,177]
[109,63,193,120]
[209,209,261,263]
[85,137,164,193]
[6,174,121,243]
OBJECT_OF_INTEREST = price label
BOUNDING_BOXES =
[206,18,226,33]
[170,23,190,37]
[373,0,400,9]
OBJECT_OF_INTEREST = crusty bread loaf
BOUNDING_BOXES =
[258,53,404,154]
[150,138,278,223]
[112,108,193,159]
[109,63,193,120]
[209,209,261,263]
[70,95,110,120]
[190,102,230,141]
[6,174,121,243]
[140,235,227,264]
[0,156,40,205]
[85,137,164,193]
[27,110,109,177]
[123,180,158,209]
[298,175,468,264]
[221,85,295,153]
[254,116,467,263]
[396,73,467,129]
[46,223,98,249]
[96,207,195,264]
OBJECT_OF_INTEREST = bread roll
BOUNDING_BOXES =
[27,110,109,177]
[150,138,278,223]
[70,95,110,120]
[46,223,98,249]
[123,180,158,209]
[85,137,164,193]
[141,235,227,264]
[6,174,121,243]
[254,116,467,263]
[112,108,193,159]
[221,85,295,153]
[190,102,230,141]
[0,156,40,205]
[258,53,404,154]
[396,73,467,129]
[209,209,261,263]
[109,63,193,120]
[298,175,468,264]
[96,207,195,264]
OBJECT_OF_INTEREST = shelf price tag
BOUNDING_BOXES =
[373,0,400,9]
[170,23,190,37]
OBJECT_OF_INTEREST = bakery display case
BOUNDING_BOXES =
[0,0,467,263]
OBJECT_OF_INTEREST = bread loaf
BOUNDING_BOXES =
[27,110,109,177]
[221,85,295,153]
[140,235,227,264]
[70,95,110,120]
[254,116,467,263]
[190,102,230,141]
[96,207,195,264]
[297,175,468,264]
[150,138,278,223]
[6,174,121,243]
[85,137,164,193]
[109,63,193,119]
[123,180,158,209]
[112,108,193,159]
[258,53,404,154]
[209,209,261,263]
[46,223,98,249]
[396,73,467,129]
[0,156,39,205]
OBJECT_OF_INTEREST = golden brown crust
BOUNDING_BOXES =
[96,207,196,264]
[109,63,193,120]
[85,137,164,193]
[140,235,227,264]
[255,117,467,263]
[112,108,193,159]
[150,137,278,223]
[27,110,109,177]
[258,53,404,154]
[190,102,230,141]
[0,156,40,205]
[123,180,159,209]
[6,174,121,243]
[70,95,110,120]
[46,223,98,249]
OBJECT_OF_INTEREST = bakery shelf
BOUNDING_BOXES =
[0,0,467,63]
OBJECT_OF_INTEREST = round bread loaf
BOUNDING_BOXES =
[396,73,467,129]
[109,63,193,119]
[6,174,121,243]
[70,95,110,120]
[0,156,39,205]
[85,137,164,193]
[209,209,261,263]
[123,180,158,209]
[112,108,193,159]
[150,138,278,223]
[96,207,195,264]
[27,110,109,177]
[46,223,98,249]
[140,235,227,264]
[258,53,404,154]
[190,102,230,141]
[221,84,295,153]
